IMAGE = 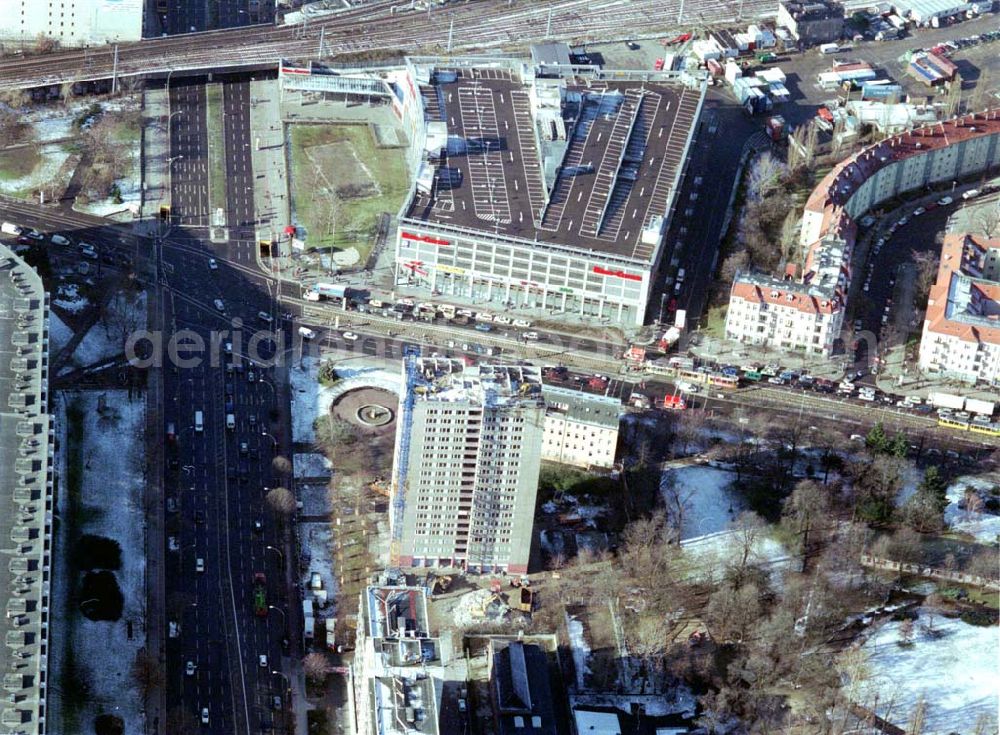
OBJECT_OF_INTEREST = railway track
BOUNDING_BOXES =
[0,0,776,91]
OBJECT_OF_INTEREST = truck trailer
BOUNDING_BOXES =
[304,283,349,301]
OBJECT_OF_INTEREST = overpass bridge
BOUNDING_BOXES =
[0,0,775,91]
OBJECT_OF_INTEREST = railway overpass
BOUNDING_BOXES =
[0,0,775,91]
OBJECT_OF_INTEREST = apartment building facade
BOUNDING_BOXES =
[390,358,545,574]
[0,0,143,47]
[540,385,620,469]
[919,233,1000,385]
[725,110,1000,355]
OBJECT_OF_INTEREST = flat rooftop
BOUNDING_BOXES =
[408,357,543,406]
[406,68,702,262]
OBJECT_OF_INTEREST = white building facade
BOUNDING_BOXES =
[0,0,143,48]
[540,386,620,469]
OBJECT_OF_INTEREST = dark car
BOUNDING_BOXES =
[239,459,249,479]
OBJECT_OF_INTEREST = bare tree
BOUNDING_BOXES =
[718,250,748,284]
[907,696,927,734]
[782,479,831,559]
[132,649,164,698]
[944,76,963,118]
[0,107,28,146]
[661,473,694,543]
[625,614,671,694]
[974,206,1000,238]
[968,68,990,112]
[303,652,334,683]
[728,511,765,585]
[266,486,296,516]
[746,152,786,200]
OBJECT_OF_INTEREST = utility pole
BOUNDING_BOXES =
[318,26,325,59]
[111,44,119,95]
[447,18,454,53]
[545,7,552,38]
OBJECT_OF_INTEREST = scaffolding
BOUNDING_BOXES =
[389,356,420,566]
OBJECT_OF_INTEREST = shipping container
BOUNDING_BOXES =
[928,392,965,410]
[964,397,996,417]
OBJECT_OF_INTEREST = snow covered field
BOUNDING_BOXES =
[943,473,1000,543]
[857,608,999,734]
[662,464,743,539]
[300,522,339,615]
[50,391,147,734]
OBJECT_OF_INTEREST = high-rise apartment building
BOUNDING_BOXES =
[390,358,545,574]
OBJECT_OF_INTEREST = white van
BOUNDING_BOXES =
[1,222,22,236]
[819,43,840,54]
[194,411,204,432]
[676,267,686,282]
[226,413,235,430]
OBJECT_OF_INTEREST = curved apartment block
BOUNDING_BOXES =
[725,109,1000,355]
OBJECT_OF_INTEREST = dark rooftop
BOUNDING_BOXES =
[405,68,702,262]
[491,641,558,735]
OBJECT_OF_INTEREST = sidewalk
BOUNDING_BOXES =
[248,79,292,270]
[138,86,170,238]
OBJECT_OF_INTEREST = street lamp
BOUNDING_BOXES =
[268,605,286,627]
[261,430,278,448]
[265,545,283,564]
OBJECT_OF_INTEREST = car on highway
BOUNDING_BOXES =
[247,368,256,382]
[248,413,256,427]
[912,206,925,216]
[51,234,70,246]
[523,331,539,341]
[271,696,282,710]
[257,310,273,324]
[342,331,359,341]
[936,196,953,206]
[23,230,43,241]
[768,376,787,385]
[239,441,249,455]
[298,326,316,340]
[201,708,209,725]
[253,519,263,534]
[962,189,980,200]
[196,557,205,573]
[208,258,218,270]
[186,661,196,676]
[625,40,640,50]
[259,655,268,668]
[214,299,225,312]
[474,323,492,332]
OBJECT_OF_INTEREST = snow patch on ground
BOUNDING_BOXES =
[944,473,1000,543]
[53,391,147,734]
[565,613,592,690]
[570,689,697,718]
[0,142,72,196]
[681,529,793,583]
[294,452,332,479]
[289,356,402,443]
[69,291,146,367]
[49,311,73,353]
[298,482,331,517]
[74,147,141,219]
[663,464,743,540]
[451,589,493,628]
[53,282,90,313]
[858,608,999,734]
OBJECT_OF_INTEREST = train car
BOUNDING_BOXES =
[938,417,971,432]
[968,422,1000,438]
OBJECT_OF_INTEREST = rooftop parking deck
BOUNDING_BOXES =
[406,68,703,262]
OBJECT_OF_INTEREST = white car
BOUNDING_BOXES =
[201,708,209,725]
[24,230,44,241]
[342,331,359,341]
[912,206,925,216]
[962,189,980,200]
[186,661,196,676]
[196,557,205,573]
[523,331,539,341]
[208,258,218,270]
[257,310,273,324]
[936,196,953,206]
[298,327,316,340]
[51,234,70,246]
[259,655,268,668]
[214,299,225,312]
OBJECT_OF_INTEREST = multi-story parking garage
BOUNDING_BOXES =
[394,56,706,326]
[277,55,706,326]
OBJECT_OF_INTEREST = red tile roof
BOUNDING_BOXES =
[730,279,840,315]
[924,234,1000,346]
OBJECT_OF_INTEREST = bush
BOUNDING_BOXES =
[94,714,124,735]
[76,535,122,571]
[79,571,124,621]
[960,607,999,627]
